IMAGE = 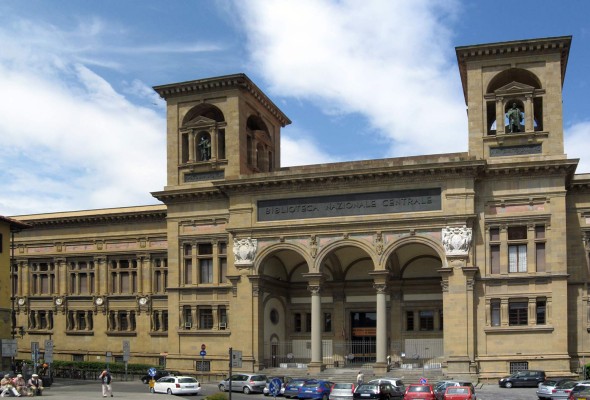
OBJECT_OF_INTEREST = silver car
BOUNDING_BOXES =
[330,382,355,400]
[550,380,579,400]
[537,379,575,400]
[219,373,268,394]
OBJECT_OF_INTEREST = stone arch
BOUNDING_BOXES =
[379,235,446,268]
[182,103,225,125]
[314,238,378,274]
[255,242,313,277]
[486,68,542,93]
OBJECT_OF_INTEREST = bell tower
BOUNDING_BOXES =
[153,74,291,189]
[456,36,572,161]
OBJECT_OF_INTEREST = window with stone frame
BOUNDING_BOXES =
[419,310,435,331]
[199,307,213,330]
[68,259,95,295]
[182,240,227,285]
[294,313,302,332]
[110,258,138,294]
[406,311,415,331]
[305,312,312,333]
[108,310,136,332]
[151,309,169,332]
[489,228,501,274]
[535,226,546,272]
[66,310,93,331]
[536,298,547,325]
[31,260,56,295]
[152,256,168,293]
[219,306,228,329]
[324,312,332,332]
[182,305,193,329]
[508,301,528,326]
[491,300,501,326]
[28,310,53,330]
[11,262,18,296]
[508,226,527,272]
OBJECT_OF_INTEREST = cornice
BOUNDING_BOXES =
[12,209,167,228]
[151,187,227,203]
[153,73,291,127]
[482,159,578,181]
[455,35,572,103]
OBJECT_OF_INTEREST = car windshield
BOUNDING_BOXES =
[179,377,198,383]
[408,386,430,392]
[252,375,267,381]
[357,385,377,391]
[334,383,354,389]
[542,380,558,386]
[303,381,322,388]
[447,388,469,394]
[557,381,578,389]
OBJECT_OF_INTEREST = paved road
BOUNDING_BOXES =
[29,379,540,400]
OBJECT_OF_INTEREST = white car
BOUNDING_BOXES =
[153,375,201,395]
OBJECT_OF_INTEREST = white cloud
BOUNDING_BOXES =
[565,121,590,173]
[281,129,342,167]
[0,18,166,216]
[234,0,466,158]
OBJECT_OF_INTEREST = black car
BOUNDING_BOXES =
[141,369,179,384]
[498,370,546,388]
[353,383,403,400]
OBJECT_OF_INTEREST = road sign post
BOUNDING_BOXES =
[106,351,112,371]
[31,342,39,374]
[123,341,130,381]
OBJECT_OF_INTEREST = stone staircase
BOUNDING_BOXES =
[260,367,445,385]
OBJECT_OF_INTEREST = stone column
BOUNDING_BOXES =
[211,128,218,161]
[309,283,323,372]
[188,131,195,162]
[375,284,387,366]
[525,95,534,132]
[22,261,30,296]
[496,98,505,134]
[94,256,107,296]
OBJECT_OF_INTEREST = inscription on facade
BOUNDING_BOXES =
[258,188,441,221]
[490,144,542,157]
[184,171,225,182]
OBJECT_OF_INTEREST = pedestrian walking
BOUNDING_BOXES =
[356,370,364,385]
[99,370,113,397]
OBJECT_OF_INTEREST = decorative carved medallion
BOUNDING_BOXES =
[233,238,258,266]
[374,232,383,255]
[442,225,472,256]
[310,235,318,258]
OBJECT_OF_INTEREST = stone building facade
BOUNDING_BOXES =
[9,36,590,380]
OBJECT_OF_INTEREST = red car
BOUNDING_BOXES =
[404,384,435,400]
[443,386,474,400]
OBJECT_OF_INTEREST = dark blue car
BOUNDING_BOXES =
[297,380,333,400]
[284,379,309,398]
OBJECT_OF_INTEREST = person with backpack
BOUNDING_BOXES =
[99,370,113,397]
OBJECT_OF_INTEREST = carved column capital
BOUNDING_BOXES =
[373,283,387,293]
[307,284,321,295]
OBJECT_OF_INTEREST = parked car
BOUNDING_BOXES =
[433,381,476,400]
[330,382,356,400]
[264,376,294,396]
[442,386,474,400]
[367,378,405,392]
[153,375,201,395]
[219,373,268,394]
[498,370,546,388]
[284,379,310,398]
[141,369,180,384]
[537,379,576,400]
[353,382,403,400]
[298,380,333,400]
[404,384,436,400]
[549,380,578,399]
[568,381,590,399]
[571,387,590,399]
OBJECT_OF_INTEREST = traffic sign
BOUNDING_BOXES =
[200,350,206,357]
[232,350,243,368]
[44,340,54,363]
[269,378,282,397]
[1,339,17,357]
[201,344,206,350]
[123,340,130,362]
[419,377,428,384]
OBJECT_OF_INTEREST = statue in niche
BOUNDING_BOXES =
[506,103,523,133]
[198,136,211,161]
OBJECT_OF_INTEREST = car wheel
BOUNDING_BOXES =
[244,386,252,394]
[322,395,328,400]
[167,388,173,395]
[219,384,226,392]
[505,382,513,388]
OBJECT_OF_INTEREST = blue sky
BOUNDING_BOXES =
[1,0,589,216]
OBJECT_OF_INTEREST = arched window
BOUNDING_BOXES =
[180,104,226,163]
[246,115,273,172]
[484,68,543,135]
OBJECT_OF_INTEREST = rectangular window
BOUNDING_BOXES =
[535,225,545,239]
[439,310,443,330]
[199,259,213,283]
[508,226,527,240]
[491,245,500,274]
[219,242,227,283]
[72,354,85,362]
[294,313,302,332]
[196,360,211,372]
[491,300,501,326]
[508,244,527,272]
[536,243,546,272]
[510,361,529,374]
[419,310,434,331]
[508,302,528,326]
[324,313,332,332]
[406,311,414,331]
[489,228,500,241]
[199,308,213,330]
[536,299,546,325]
[219,306,228,329]
[305,313,312,333]
[184,244,193,284]
[183,306,192,328]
